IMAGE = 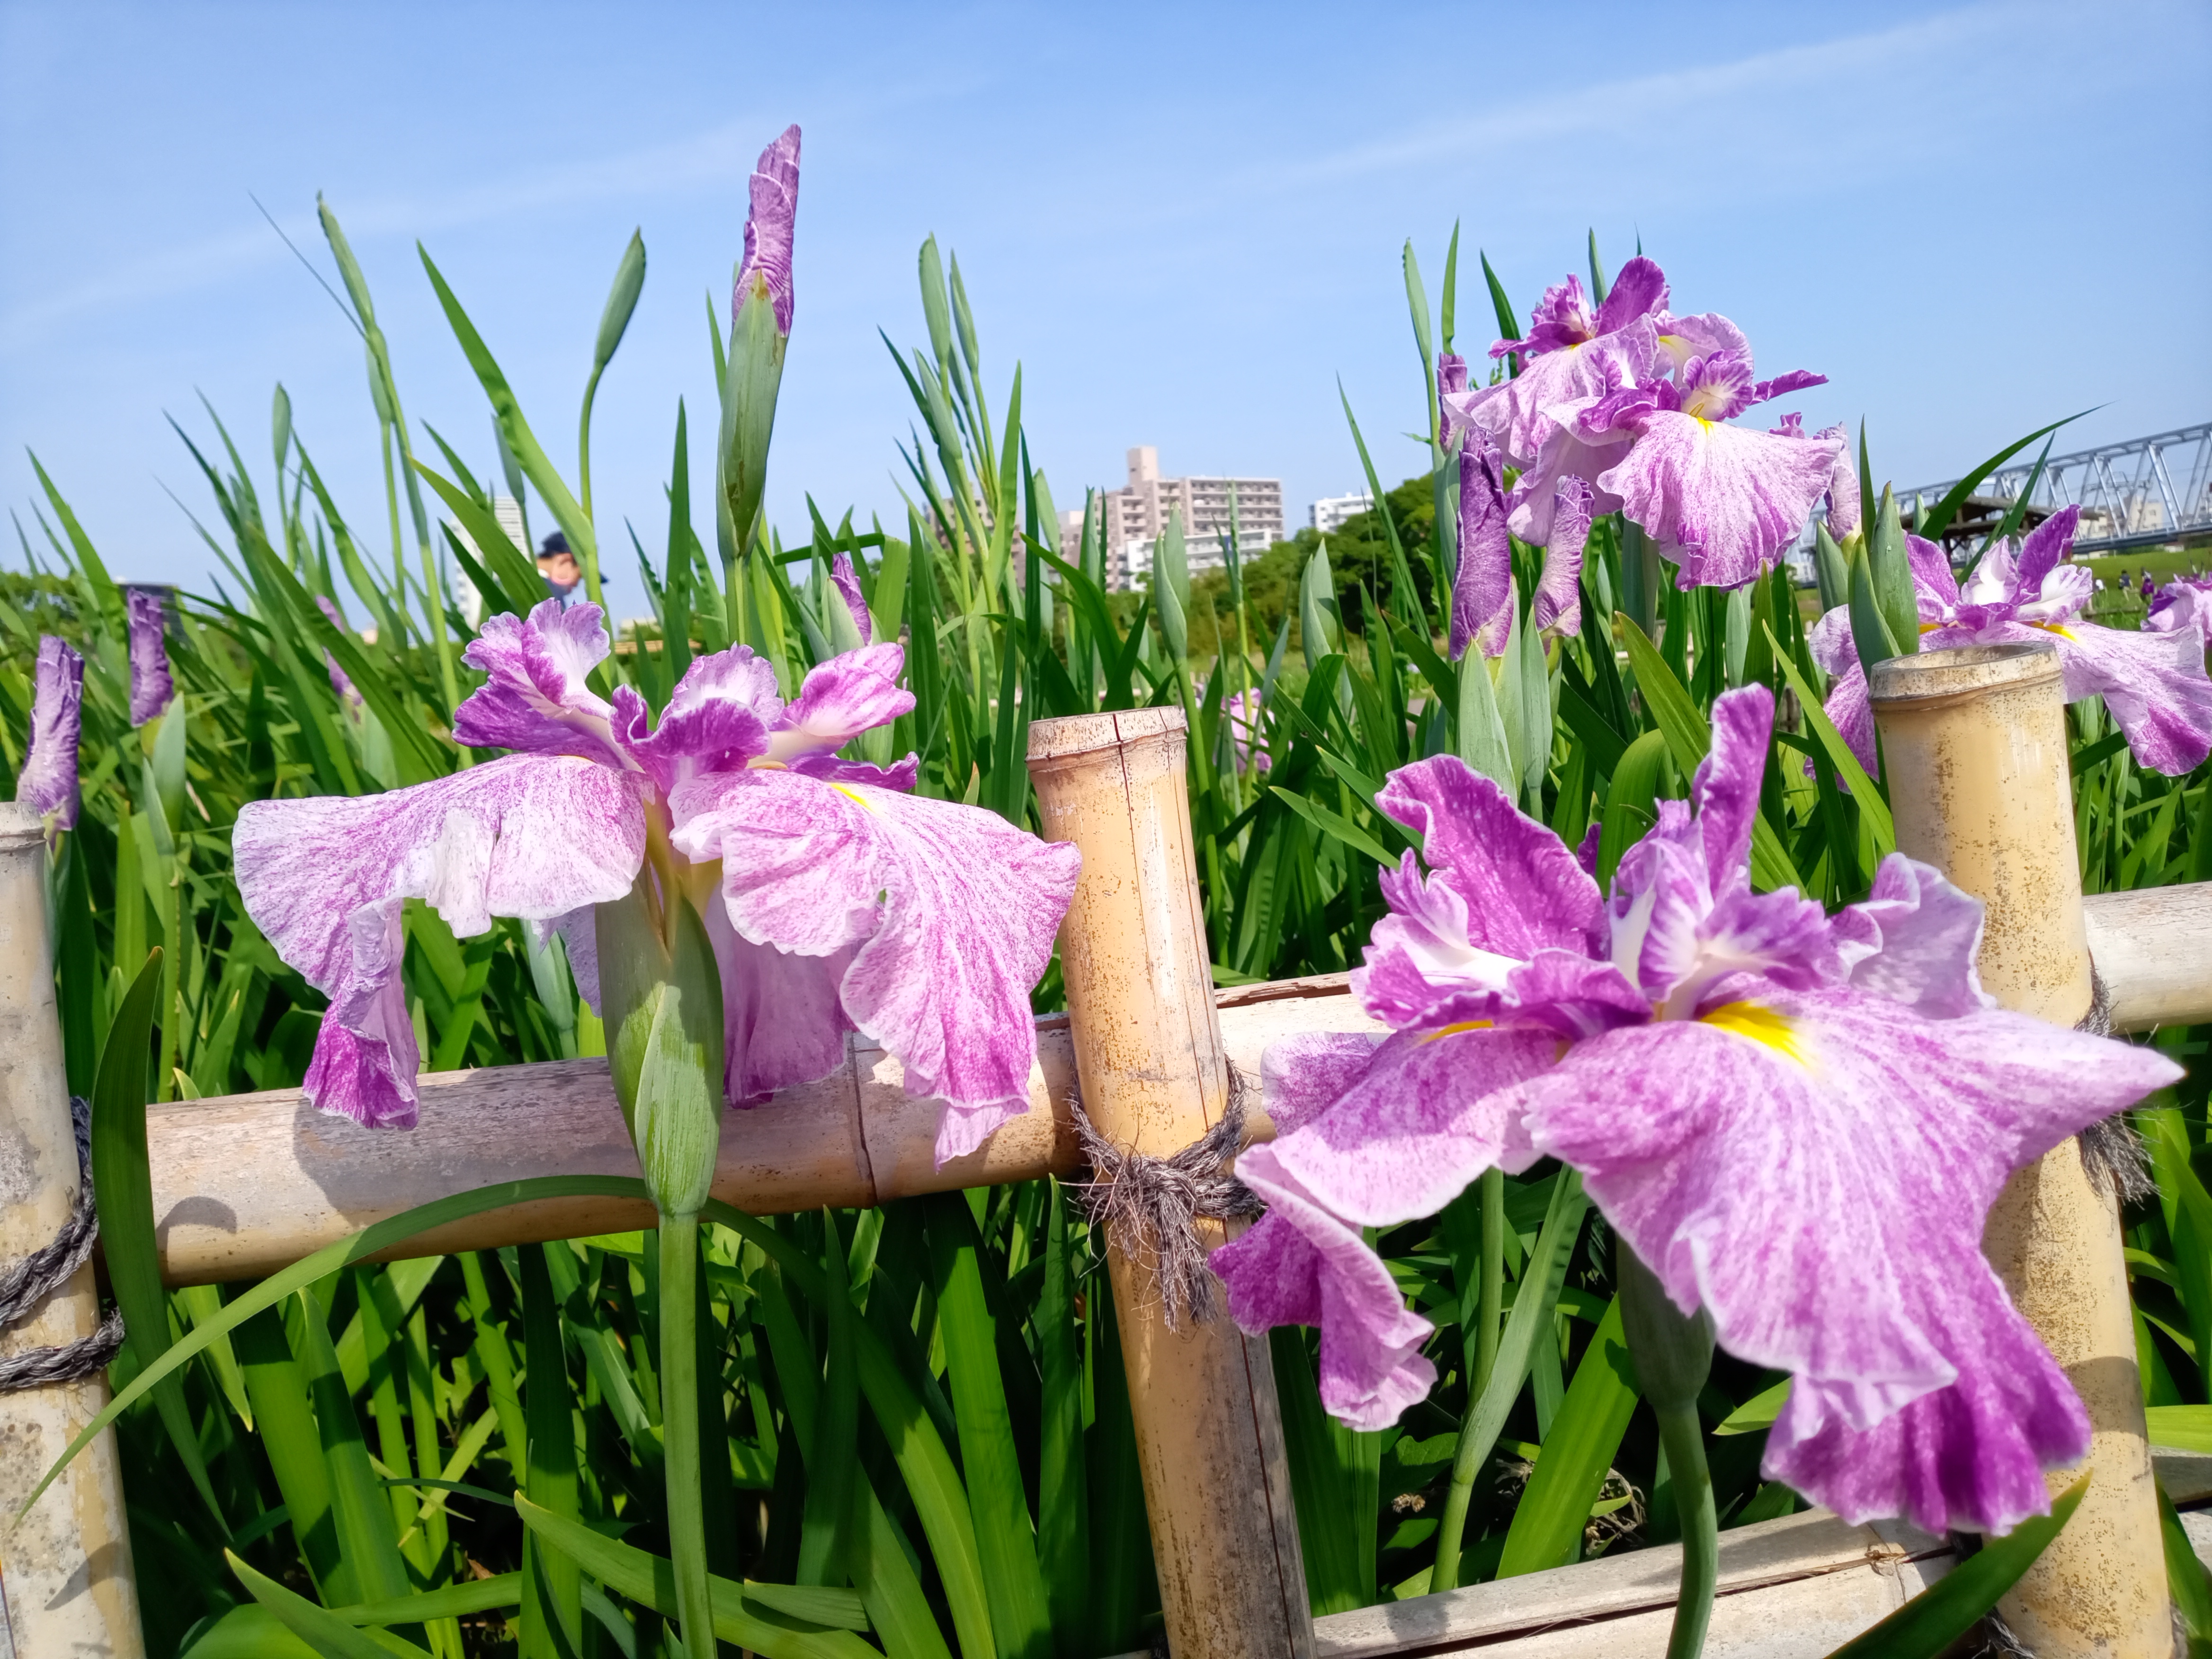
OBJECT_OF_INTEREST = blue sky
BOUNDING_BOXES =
[2,0,2207,600]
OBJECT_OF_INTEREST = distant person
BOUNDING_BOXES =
[538,532,583,606]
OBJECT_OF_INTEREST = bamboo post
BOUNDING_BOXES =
[0,804,143,1657]
[1869,642,2169,1656]
[1026,709,1316,1659]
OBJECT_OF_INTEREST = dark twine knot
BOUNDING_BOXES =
[0,1095,127,1393]
[2074,960,2156,1208]
[1070,1069,1262,1333]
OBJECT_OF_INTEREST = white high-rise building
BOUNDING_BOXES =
[1062,447,1285,589]
[444,492,532,627]
[1310,491,1373,535]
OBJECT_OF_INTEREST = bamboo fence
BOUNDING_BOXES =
[3,646,2209,1656]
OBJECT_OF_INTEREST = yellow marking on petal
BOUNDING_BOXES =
[1698,1001,1809,1067]
[829,782,874,812]
[2028,620,2078,641]
[1919,622,1942,634]
[1417,1018,1493,1045]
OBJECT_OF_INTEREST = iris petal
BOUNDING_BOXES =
[235,753,648,1127]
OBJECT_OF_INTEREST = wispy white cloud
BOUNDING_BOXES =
[1268,4,2025,189]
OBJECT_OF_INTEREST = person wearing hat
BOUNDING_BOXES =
[538,532,583,605]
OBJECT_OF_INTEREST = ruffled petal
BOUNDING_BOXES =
[1807,606,1857,677]
[1258,1030,1386,1136]
[454,600,625,765]
[234,754,648,1126]
[1592,256,1669,335]
[788,751,921,792]
[1691,684,1772,895]
[1599,413,1844,590]
[1531,476,1592,639]
[1830,855,1991,1019]
[1505,414,1629,545]
[1500,951,1649,1041]
[2034,617,2212,776]
[764,643,916,763]
[1374,758,1607,960]
[1211,1154,1436,1430]
[1906,535,1959,615]
[1264,1025,1558,1226]
[615,646,777,790]
[669,768,1080,1163]
[702,896,856,1104]
[1819,659,1879,773]
[1816,424,1861,539]
[1511,987,2179,1523]
[1465,323,1654,468]
[1763,1263,2088,1536]
[1447,426,1513,661]
[300,898,419,1128]
[2013,506,2081,594]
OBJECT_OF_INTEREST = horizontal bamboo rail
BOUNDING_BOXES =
[148,886,2209,1287]
[1101,1465,2212,1659]
[148,973,1377,1285]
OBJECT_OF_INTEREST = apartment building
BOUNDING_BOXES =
[1310,491,1374,534]
[1058,447,1285,588]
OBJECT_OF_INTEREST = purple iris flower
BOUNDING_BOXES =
[1437,353,1512,660]
[2145,571,2212,650]
[1772,413,1861,539]
[736,125,801,337]
[17,636,84,841]
[234,600,1080,1161]
[126,586,175,726]
[1557,345,1842,591]
[1446,258,1671,469]
[1212,684,2177,1534]
[828,551,871,642]
[1437,355,1592,656]
[1815,508,2212,776]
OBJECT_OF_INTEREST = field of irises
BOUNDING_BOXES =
[7,123,2212,1659]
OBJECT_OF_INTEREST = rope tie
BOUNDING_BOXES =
[1070,1069,1262,1332]
[0,1095,126,1392]
[2074,959,2156,1207]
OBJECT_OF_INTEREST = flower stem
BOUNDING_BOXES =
[1654,1398,1718,1659]
[1618,1243,1718,1659]
[1476,1165,1505,1395]
[658,1209,715,1659]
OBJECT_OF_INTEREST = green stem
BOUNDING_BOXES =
[382,424,407,599]
[1475,1165,1504,1395]
[1654,1400,1718,1659]
[1618,1243,1718,1659]
[578,365,603,537]
[658,1210,715,1659]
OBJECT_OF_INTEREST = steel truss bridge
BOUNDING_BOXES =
[1898,422,2212,556]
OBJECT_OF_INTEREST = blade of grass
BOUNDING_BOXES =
[1495,1295,1639,1577]
[89,947,226,1530]
[927,1192,1052,1659]
[1821,1473,2089,1659]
